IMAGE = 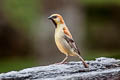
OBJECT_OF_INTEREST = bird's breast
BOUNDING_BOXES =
[55,30,72,55]
[55,30,66,53]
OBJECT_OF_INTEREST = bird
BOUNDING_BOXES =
[48,14,89,68]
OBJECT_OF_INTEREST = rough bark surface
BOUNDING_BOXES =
[0,57,120,80]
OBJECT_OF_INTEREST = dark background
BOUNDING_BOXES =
[0,0,120,73]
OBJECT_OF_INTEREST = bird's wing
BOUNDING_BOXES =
[63,27,81,55]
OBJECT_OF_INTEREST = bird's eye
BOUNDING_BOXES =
[52,16,57,19]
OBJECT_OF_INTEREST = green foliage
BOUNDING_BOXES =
[3,0,40,31]
[0,57,38,73]
[80,0,120,5]
[85,50,120,60]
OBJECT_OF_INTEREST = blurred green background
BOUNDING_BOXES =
[0,0,120,73]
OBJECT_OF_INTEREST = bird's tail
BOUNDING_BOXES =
[76,51,89,68]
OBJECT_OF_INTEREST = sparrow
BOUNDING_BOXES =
[48,14,89,68]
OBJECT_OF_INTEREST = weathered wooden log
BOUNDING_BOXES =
[0,57,120,80]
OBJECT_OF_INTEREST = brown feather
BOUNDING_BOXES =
[64,34,81,55]
[63,27,72,38]
[58,16,64,24]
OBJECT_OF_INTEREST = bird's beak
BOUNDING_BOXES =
[48,16,52,20]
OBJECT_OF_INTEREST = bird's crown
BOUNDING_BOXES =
[48,14,64,24]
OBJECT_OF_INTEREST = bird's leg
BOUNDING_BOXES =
[60,55,68,64]
[55,55,68,64]
[76,54,89,68]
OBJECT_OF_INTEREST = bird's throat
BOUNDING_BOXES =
[51,19,57,28]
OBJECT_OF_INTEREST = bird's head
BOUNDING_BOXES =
[48,14,64,28]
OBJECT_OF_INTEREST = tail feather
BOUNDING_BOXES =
[76,53,89,68]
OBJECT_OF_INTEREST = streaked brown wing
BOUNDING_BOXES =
[63,27,72,38]
[64,35,81,55]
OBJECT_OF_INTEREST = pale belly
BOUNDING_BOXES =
[54,26,77,56]
[55,36,76,56]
